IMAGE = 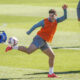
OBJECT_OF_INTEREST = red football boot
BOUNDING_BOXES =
[48,73,59,78]
[5,46,12,52]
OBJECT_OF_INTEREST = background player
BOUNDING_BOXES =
[0,31,7,43]
[77,0,80,21]
[6,4,67,78]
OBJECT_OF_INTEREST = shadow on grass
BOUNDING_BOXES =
[24,70,80,75]
[0,77,47,80]
[0,79,9,80]
[0,71,80,80]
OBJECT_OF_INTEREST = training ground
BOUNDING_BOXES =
[0,0,80,80]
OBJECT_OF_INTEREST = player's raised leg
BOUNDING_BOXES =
[6,43,38,54]
[41,47,58,78]
[18,43,37,54]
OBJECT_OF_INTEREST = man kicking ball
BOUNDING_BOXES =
[6,4,67,78]
[77,0,80,21]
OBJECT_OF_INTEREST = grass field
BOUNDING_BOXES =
[0,0,78,8]
[0,44,80,80]
[0,0,80,80]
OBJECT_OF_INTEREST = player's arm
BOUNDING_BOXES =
[56,4,67,23]
[77,1,80,21]
[27,20,44,35]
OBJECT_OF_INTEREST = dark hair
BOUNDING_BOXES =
[49,9,56,15]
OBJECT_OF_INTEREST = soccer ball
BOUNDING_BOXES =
[8,37,18,46]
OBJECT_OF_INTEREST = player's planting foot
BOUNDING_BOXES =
[5,46,12,52]
[48,73,59,78]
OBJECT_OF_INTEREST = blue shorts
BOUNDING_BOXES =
[32,35,50,50]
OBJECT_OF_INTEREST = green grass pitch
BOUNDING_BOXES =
[0,0,80,80]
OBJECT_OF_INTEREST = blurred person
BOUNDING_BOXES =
[0,31,7,43]
[77,0,80,21]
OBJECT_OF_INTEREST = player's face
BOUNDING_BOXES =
[49,13,56,21]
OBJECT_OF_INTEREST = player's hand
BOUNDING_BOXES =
[26,31,30,35]
[62,4,68,9]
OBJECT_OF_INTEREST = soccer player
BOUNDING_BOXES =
[77,0,80,21]
[6,4,67,78]
[0,31,7,43]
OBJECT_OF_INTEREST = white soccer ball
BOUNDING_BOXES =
[8,37,18,46]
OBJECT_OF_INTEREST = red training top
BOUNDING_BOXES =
[37,18,57,43]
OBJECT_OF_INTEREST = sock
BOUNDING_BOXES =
[49,67,54,74]
[12,46,18,50]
